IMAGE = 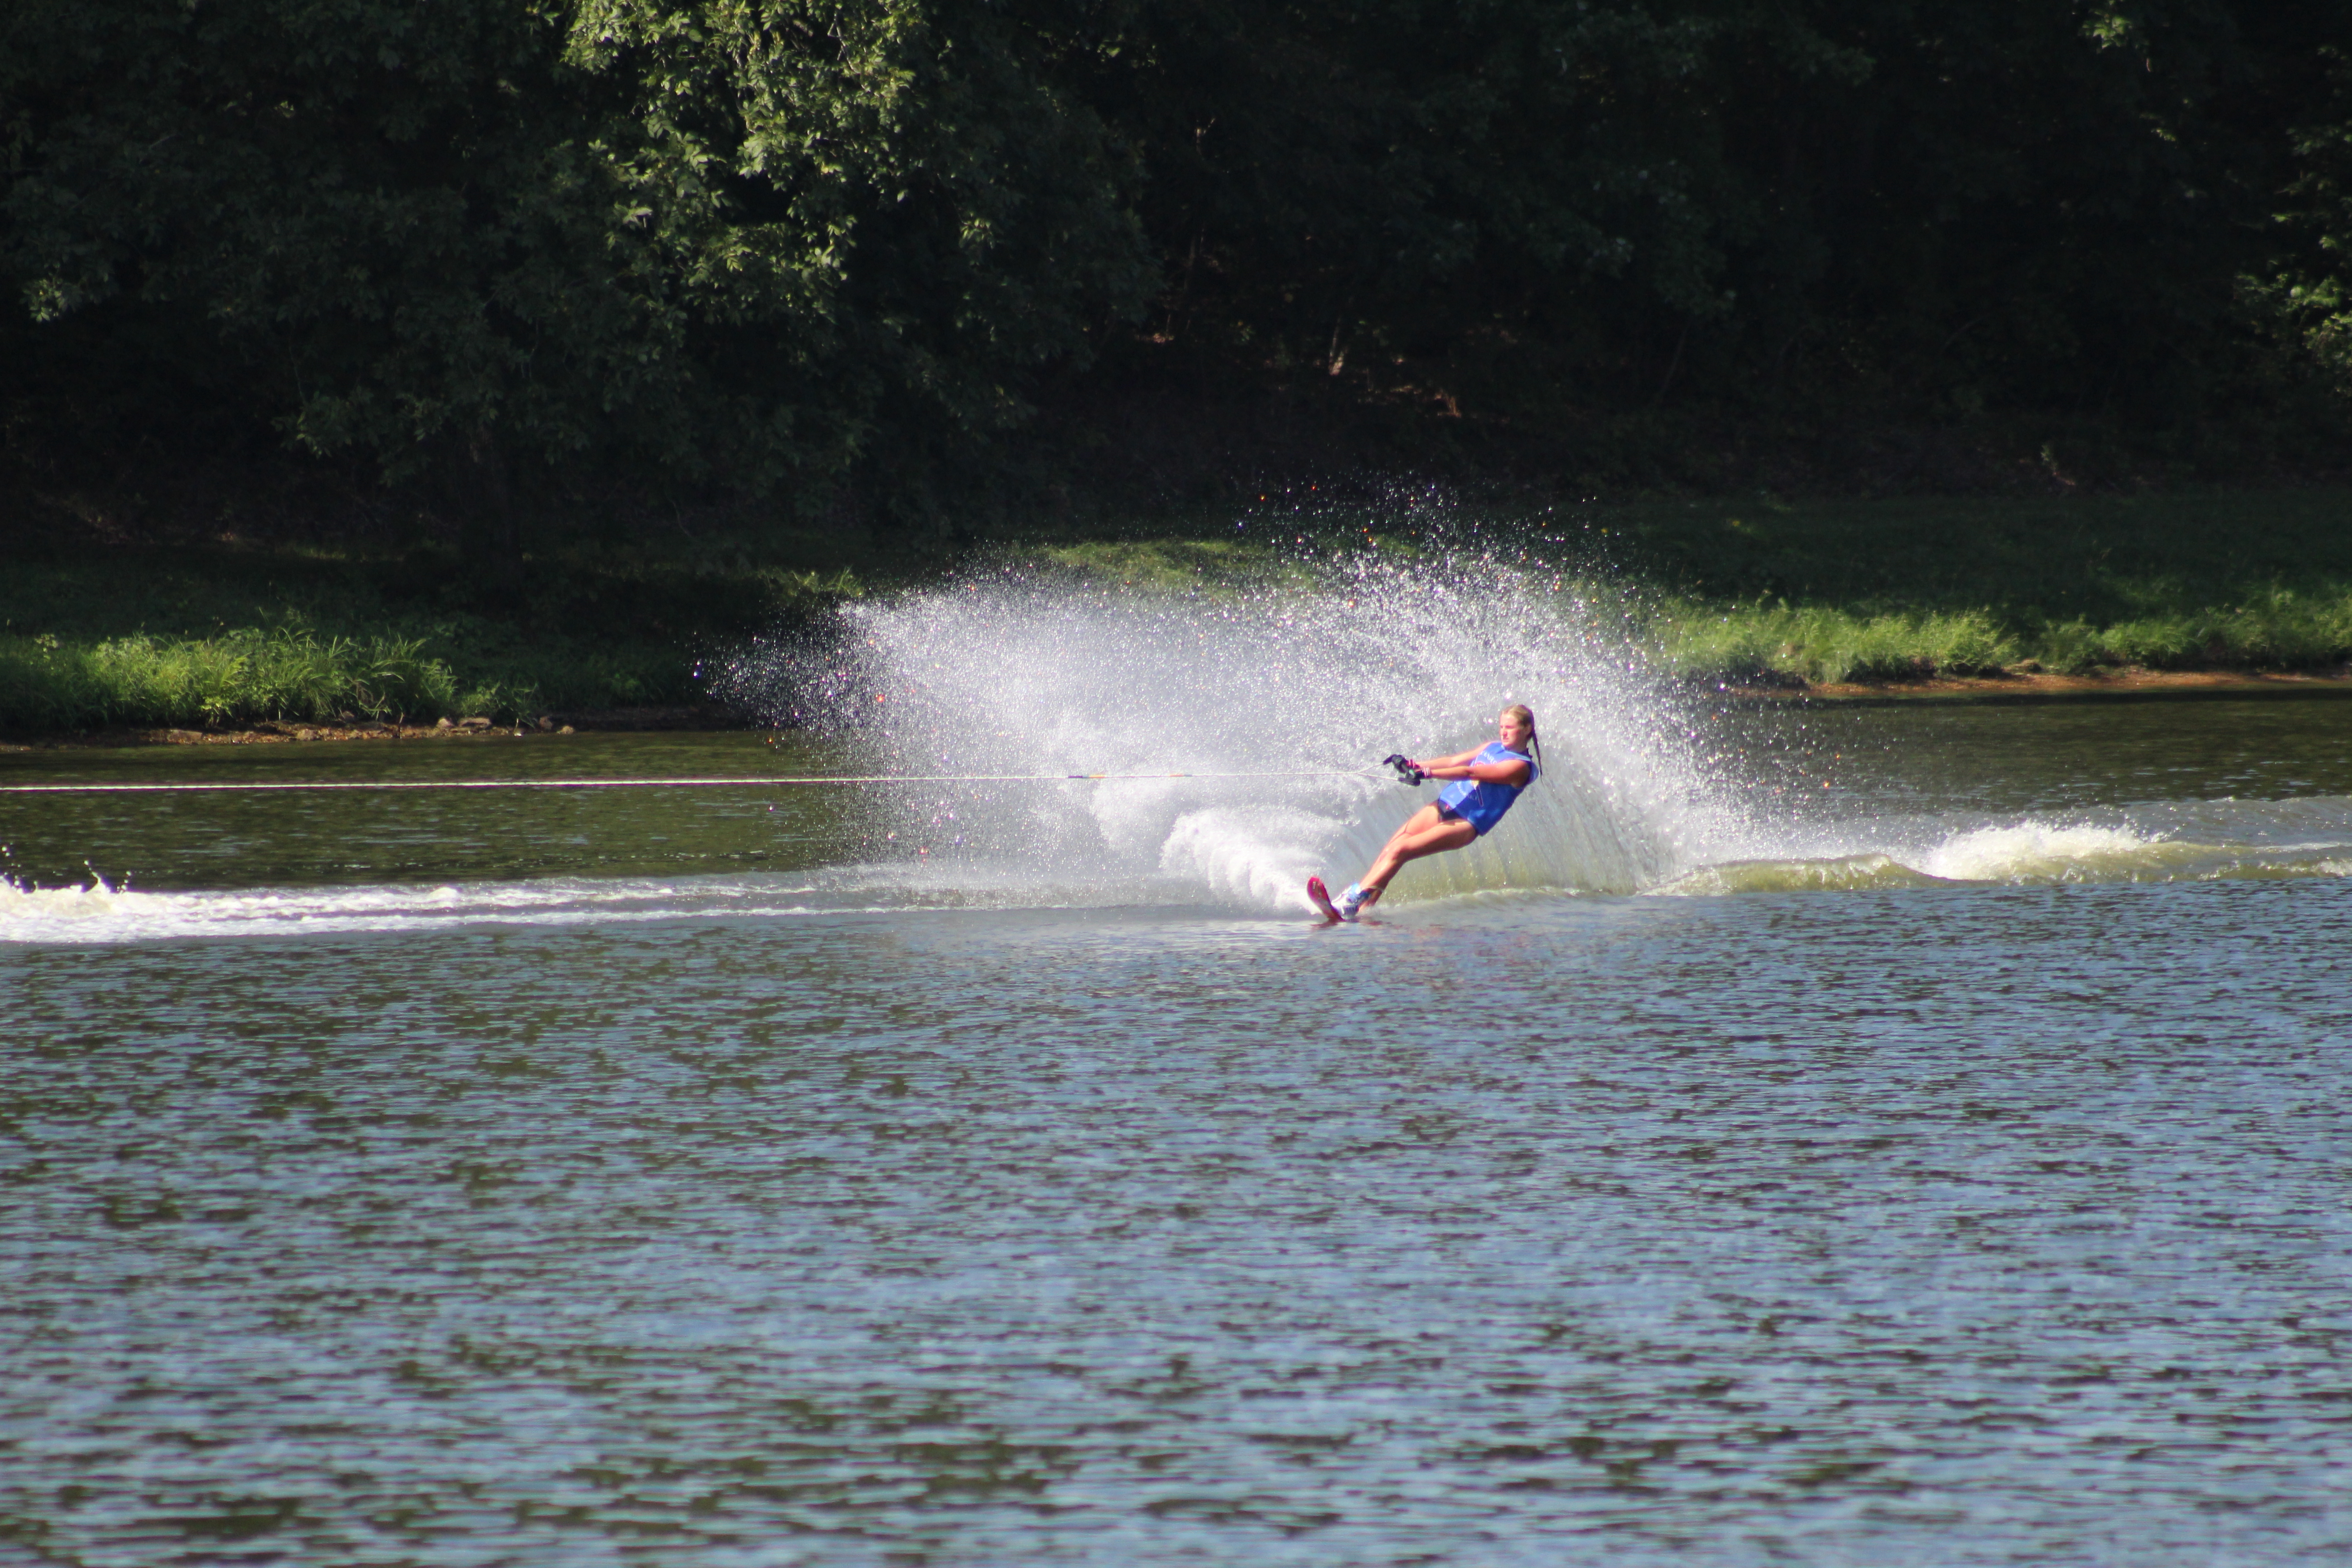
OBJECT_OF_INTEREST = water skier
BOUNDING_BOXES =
[1309,704,1542,922]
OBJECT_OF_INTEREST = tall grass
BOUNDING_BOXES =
[1647,603,2019,683]
[1587,488,2352,681]
[1641,588,2352,684]
[0,542,848,734]
[0,624,707,731]
[994,506,2352,686]
[0,628,463,730]
[5,489,2348,731]
[2073,586,2352,671]
[1003,519,2352,685]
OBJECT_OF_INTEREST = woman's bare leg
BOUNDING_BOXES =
[1357,804,1477,907]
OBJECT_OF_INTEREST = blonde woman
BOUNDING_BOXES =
[1310,705,1542,922]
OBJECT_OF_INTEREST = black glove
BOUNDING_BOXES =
[1382,753,1428,786]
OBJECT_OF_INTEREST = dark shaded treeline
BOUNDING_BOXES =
[5,0,2351,550]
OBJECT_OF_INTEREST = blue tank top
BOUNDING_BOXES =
[1438,741,1538,836]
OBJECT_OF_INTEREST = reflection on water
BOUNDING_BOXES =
[3,692,2351,1564]
[0,731,863,897]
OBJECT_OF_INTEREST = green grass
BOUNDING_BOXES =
[4,486,2348,733]
[0,628,457,731]
[1588,489,2352,681]
[0,541,858,733]
[984,486,2352,683]
[1007,538,1319,593]
[1634,583,2352,684]
[1641,603,2022,684]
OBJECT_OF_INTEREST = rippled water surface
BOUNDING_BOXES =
[5,690,2352,1566]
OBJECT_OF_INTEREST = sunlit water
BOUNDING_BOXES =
[5,573,2351,1565]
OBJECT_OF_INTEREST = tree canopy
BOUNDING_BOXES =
[6,0,2350,521]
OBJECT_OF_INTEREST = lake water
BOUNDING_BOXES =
[5,586,2352,1565]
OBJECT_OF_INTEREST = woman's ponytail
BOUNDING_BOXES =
[1504,702,1541,784]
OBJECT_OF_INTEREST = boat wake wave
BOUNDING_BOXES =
[8,803,2349,944]
[1648,816,2352,898]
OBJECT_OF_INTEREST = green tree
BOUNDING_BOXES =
[1079,0,1844,392]
[2,0,1154,539]
[1076,0,2348,438]
[2264,44,2352,394]
[6,0,2349,522]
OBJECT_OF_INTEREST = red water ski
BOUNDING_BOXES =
[1306,876,1346,924]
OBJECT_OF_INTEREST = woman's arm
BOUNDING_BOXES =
[1411,750,1532,787]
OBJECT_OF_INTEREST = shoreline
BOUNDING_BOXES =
[8,668,2351,752]
[10,490,2352,742]
[1780,665,2352,702]
[0,706,744,752]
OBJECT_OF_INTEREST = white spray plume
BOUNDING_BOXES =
[718,551,1737,909]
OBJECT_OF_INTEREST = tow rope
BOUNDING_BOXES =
[0,768,1408,796]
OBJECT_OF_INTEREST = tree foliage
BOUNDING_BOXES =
[4,0,2349,519]
[1089,0,2341,425]
[2268,44,2352,391]
[1,0,1151,496]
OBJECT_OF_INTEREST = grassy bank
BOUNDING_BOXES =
[1599,489,2352,683]
[0,543,856,735]
[1012,486,2352,684]
[1643,592,2352,685]
[4,486,2349,735]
